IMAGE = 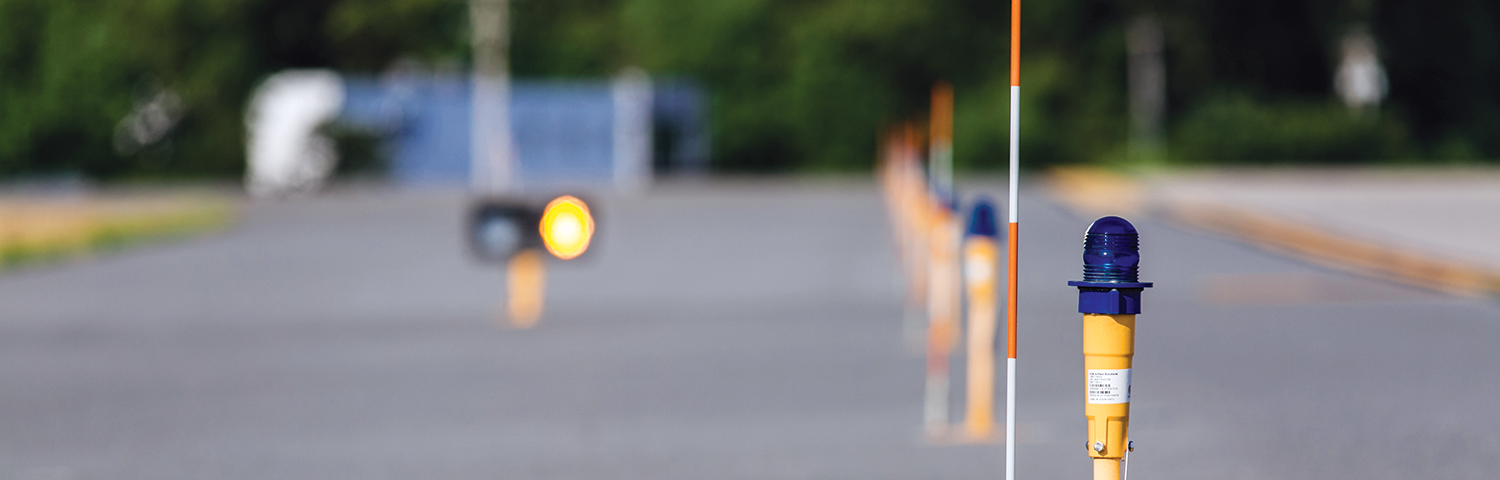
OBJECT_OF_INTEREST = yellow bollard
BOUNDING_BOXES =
[901,127,931,349]
[507,249,546,328]
[924,191,961,437]
[1069,216,1152,480]
[962,199,1000,440]
[1084,312,1133,470]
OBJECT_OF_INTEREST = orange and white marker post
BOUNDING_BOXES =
[1005,0,1022,477]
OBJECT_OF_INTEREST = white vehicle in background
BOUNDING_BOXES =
[244,70,345,198]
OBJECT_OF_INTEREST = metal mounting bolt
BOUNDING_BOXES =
[1128,440,1135,452]
[1093,441,1105,452]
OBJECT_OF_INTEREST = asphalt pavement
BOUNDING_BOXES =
[0,179,1495,479]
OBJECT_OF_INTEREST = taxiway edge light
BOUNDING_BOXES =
[540,195,595,260]
[1068,216,1152,480]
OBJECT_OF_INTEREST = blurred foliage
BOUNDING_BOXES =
[615,0,1013,171]
[0,0,1497,178]
[0,0,465,180]
[537,0,1500,170]
[1170,93,1415,164]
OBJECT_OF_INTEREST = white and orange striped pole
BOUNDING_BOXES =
[1005,0,1022,478]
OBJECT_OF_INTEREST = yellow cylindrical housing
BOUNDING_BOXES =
[927,203,961,353]
[1083,313,1134,460]
[963,236,999,438]
[1092,458,1121,480]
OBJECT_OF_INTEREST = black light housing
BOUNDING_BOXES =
[467,199,543,263]
[466,195,598,262]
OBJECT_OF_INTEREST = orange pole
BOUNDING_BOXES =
[1007,222,1018,358]
[1010,0,1021,88]
[929,82,954,192]
[931,83,953,145]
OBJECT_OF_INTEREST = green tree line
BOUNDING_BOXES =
[1,0,1496,178]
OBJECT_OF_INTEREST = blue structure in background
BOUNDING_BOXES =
[339,75,708,188]
[511,81,615,186]
[341,76,467,185]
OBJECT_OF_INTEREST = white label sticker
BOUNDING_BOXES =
[965,257,993,283]
[1087,369,1131,404]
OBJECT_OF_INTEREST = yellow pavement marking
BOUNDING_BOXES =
[1170,202,1500,297]
[1047,167,1500,297]
[1198,272,1448,306]
[1046,167,1146,217]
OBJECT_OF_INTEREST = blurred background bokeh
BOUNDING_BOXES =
[3,1,1500,479]
[3,0,1497,180]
